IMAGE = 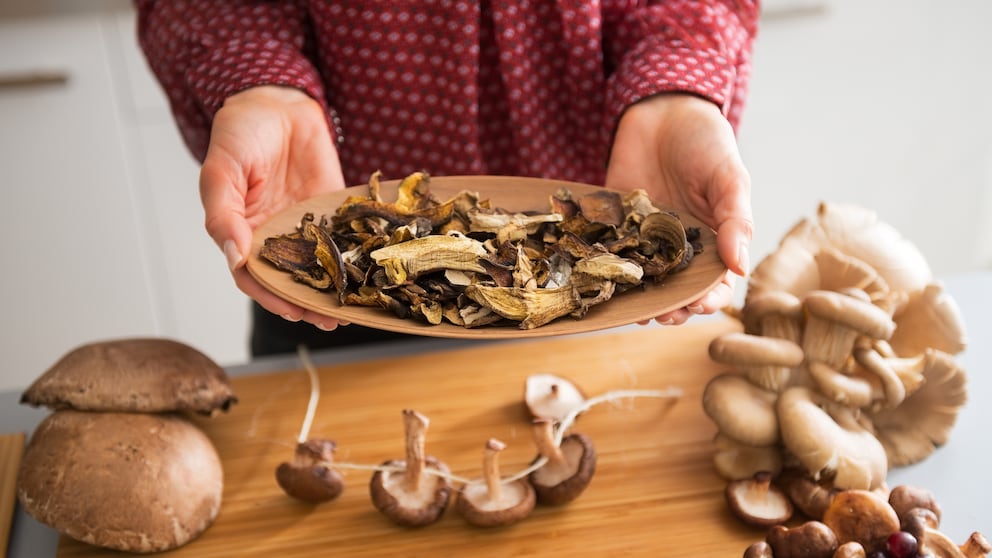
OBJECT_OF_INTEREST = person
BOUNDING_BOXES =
[135,0,758,356]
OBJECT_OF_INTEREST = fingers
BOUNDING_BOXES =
[200,151,253,271]
[652,270,737,325]
[232,266,343,331]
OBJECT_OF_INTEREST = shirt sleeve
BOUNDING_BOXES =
[134,0,332,162]
[603,0,760,134]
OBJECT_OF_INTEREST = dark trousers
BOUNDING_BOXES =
[249,302,412,357]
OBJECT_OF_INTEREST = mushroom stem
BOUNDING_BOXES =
[483,438,507,503]
[402,409,429,491]
[532,419,567,468]
[295,345,321,444]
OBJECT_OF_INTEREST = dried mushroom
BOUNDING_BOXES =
[260,171,701,329]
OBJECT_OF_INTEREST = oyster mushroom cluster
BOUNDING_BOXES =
[260,171,700,329]
[704,201,969,495]
[17,338,237,553]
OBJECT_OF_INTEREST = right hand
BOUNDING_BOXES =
[199,85,346,330]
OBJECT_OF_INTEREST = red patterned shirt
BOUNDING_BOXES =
[136,0,758,188]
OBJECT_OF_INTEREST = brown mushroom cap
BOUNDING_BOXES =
[766,520,839,558]
[822,489,900,554]
[369,456,452,527]
[456,439,536,527]
[20,338,237,415]
[528,431,597,506]
[17,410,223,553]
[725,471,794,528]
[276,438,345,504]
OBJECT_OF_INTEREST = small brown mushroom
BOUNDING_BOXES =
[725,471,793,527]
[743,541,774,558]
[821,489,900,554]
[833,541,867,558]
[524,373,586,422]
[888,485,942,526]
[275,439,344,504]
[766,521,839,558]
[776,467,839,521]
[369,409,451,527]
[527,419,596,506]
[20,338,237,415]
[456,439,536,527]
[708,332,805,392]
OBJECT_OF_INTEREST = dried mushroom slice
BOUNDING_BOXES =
[262,171,702,330]
[21,338,237,415]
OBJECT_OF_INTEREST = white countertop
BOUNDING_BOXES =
[4,271,990,556]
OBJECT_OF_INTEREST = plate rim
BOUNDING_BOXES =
[246,175,727,339]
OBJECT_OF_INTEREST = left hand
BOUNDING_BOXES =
[605,93,753,325]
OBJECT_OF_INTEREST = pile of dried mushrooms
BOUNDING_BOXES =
[260,171,701,329]
[703,202,970,528]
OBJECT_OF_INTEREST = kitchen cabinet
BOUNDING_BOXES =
[0,11,250,392]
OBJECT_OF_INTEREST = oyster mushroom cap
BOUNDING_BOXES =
[740,290,804,343]
[17,410,223,553]
[20,337,237,415]
[807,361,875,409]
[889,282,968,357]
[869,349,968,467]
[813,245,887,297]
[802,290,896,369]
[703,374,780,447]
[776,387,888,490]
[708,332,805,392]
[746,234,821,303]
[711,433,783,481]
[813,201,932,294]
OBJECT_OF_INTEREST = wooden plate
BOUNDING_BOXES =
[246,175,727,339]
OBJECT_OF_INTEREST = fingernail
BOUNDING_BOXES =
[737,241,750,275]
[281,313,301,323]
[223,240,243,271]
[316,322,337,331]
[687,304,705,314]
[658,318,675,326]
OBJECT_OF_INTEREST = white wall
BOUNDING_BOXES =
[740,0,992,278]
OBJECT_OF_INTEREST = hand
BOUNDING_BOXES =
[605,93,753,325]
[199,85,346,330]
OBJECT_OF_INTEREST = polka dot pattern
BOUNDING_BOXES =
[137,0,758,187]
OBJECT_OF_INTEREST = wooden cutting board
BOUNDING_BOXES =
[57,318,765,557]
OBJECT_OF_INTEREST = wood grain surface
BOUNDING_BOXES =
[1,431,26,555]
[57,319,766,557]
